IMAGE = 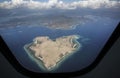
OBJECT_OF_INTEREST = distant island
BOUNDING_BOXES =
[24,35,81,71]
[0,14,90,29]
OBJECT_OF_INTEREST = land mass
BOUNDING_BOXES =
[0,14,90,29]
[24,35,80,70]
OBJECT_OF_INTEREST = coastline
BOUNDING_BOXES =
[41,21,81,31]
[23,35,81,72]
[24,44,48,72]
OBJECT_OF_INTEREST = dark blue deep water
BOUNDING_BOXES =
[0,16,119,73]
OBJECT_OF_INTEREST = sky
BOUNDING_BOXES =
[0,0,120,10]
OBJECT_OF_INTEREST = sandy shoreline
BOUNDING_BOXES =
[24,35,81,71]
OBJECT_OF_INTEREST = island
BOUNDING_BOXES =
[24,35,81,71]
[0,14,90,29]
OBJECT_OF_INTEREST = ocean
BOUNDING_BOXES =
[0,16,119,73]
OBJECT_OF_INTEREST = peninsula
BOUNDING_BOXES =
[24,35,81,71]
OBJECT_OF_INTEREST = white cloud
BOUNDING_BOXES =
[0,0,120,10]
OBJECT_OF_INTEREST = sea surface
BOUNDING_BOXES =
[0,16,119,73]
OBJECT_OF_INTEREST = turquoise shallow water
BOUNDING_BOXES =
[24,35,81,72]
[0,16,119,73]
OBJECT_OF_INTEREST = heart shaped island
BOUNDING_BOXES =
[24,35,81,71]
